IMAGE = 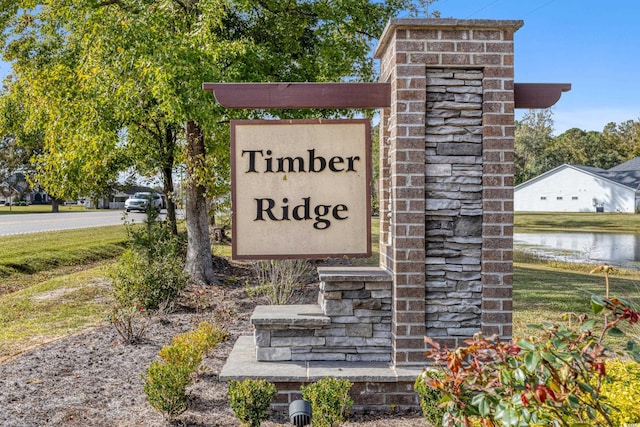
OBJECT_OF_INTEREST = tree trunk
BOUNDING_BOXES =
[51,198,60,213]
[163,165,178,236]
[184,120,217,285]
[162,127,178,236]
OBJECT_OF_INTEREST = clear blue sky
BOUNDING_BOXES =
[1,1,636,136]
[432,0,640,135]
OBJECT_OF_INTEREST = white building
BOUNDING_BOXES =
[514,158,640,213]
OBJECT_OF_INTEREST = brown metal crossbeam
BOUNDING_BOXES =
[203,82,571,110]
[513,83,572,109]
[202,82,391,109]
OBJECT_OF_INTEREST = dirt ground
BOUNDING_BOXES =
[0,260,427,427]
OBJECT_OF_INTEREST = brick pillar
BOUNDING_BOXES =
[374,18,522,366]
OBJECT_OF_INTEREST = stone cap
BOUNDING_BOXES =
[374,18,525,58]
[220,336,423,382]
[251,304,330,327]
[317,266,392,282]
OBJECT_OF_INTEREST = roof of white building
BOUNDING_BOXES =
[516,157,640,192]
[608,157,640,172]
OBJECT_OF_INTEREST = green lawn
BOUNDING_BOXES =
[0,225,129,293]
[0,205,95,215]
[515,211,640,233]
[0,264,111,362]
[514,262,640,341]
[513,212,640,343]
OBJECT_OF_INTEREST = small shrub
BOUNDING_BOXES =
[110,248,188,311]
[418,265,640,427]
[414,369,446,426]
[143,322,227,421]
[228,378,278,427]
[249,259,315,305]
[159,321,227,371]
[301,377,353,427]
[107,301,150,343]
[110,207,188,313]
[144,360,193,420]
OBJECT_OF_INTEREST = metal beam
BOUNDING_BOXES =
[202,82,391,109]
[203,82,571,110]
[514,83,571,109]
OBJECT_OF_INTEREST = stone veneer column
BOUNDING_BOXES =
[374,19,522,366]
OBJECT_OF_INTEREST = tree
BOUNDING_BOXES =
[0,0,430,284]
[0,81,53,210]
[551,128,623,171]
[603,119,640,159]
[515,109,555,184]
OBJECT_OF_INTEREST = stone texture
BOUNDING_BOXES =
[251,305,330,327]
[252,268,393,363]
[256,347,292,362]
[323,299,354,316]
[347,324,374,338]
[424,66,488,348]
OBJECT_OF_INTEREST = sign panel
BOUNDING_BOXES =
[231,119,371,259]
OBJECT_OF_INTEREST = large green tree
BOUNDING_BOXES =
[603,119,640,159]
[0,0,429,284]
[550,128,623,171]
[515,110,638,184]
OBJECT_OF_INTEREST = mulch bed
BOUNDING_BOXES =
[0,260,426,426]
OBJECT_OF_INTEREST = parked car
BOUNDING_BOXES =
[124,192,163,212]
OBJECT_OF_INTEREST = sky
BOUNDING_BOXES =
[0,1,637,136]
[431,0,640,135]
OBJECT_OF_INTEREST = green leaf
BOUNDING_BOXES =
[514,368,526,383]
[525,324,543,330]
[517,339,536,351]
[607,327,625,337]
[579,319,597,332]
[577,381,594,393]
[567,394,581,409]
[541,351,556,363]
[499,406,519,426]
[471,394,491,417]
[591,295,605,314]
[524,351,540,372]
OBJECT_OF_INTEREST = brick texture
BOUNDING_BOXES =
[375,18,522,363]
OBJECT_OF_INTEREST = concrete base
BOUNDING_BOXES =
[220,336,423,412]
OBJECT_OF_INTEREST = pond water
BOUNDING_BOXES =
[514,231,640,270]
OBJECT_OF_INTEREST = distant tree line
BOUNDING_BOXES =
[515,109,640,185]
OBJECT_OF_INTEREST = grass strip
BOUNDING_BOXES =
[0,225,128,291]
[515,212,640,233]
[0,205,97,215]
[0,264,112,362]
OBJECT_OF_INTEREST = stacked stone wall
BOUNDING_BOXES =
[425,68,483,341]
[252,268,393,362]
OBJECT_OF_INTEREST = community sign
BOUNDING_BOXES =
[231,119,371,259]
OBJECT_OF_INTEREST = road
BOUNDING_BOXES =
[0,210,178,237]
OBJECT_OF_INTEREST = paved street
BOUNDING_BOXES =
[0,210,177,236]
